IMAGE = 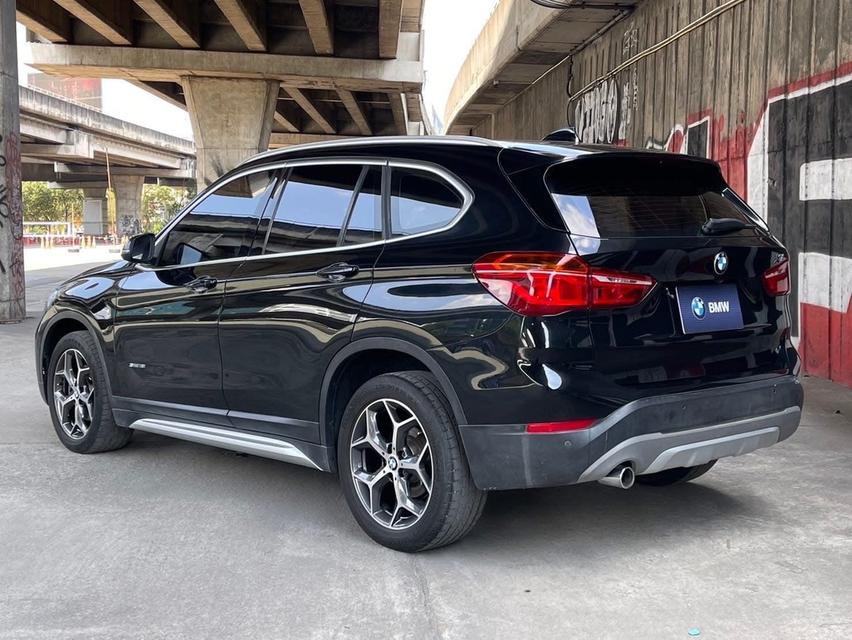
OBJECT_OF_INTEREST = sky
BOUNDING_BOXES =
[16,23,195,140]
[15,0,498,140]
[421,0,498,133]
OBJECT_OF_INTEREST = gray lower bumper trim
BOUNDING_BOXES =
[578,406,801,483]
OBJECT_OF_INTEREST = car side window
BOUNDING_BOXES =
[389,168,463,238]
[159,170,277,266]
[342,167,383,245]
[264,164,363,254]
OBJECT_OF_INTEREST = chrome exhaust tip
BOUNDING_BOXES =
[598,464,635,489]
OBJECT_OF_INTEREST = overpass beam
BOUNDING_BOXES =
[112,174,144,237]
[379,0,403,59]
[0,0,25,321]
[181,76,279,188]
[82,187,108,236]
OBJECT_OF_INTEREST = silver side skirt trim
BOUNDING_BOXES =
[578,406,801,483]
[129,418,322,470]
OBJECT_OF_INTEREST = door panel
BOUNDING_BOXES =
[220,245,381,435]
[112,168,279,414]
[113,263,236,415]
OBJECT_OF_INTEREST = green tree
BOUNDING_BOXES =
[142,184,191,233]
[22,182,83,227]
[22,182,56,220]
[53,188,84,225]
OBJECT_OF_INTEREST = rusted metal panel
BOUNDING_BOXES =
[479,0,852,386]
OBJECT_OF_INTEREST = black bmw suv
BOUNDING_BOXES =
[36,136,803,552]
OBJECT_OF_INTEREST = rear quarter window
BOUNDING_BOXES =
[389,168,464,237]
[546,156,759,238]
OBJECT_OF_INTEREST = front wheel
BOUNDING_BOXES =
[47,331,132,454]
[337,371,486,552]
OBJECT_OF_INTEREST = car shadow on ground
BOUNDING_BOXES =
[457,480,766,556]
[122,431,770,560]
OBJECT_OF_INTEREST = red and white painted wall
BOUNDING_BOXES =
[645,66,852,386]
[478,0,852,387]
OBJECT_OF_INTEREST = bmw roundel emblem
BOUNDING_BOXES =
[714,251,729,275]
[691,296,706,319]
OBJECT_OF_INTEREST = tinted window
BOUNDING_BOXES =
[160,170,276,266]
[390,168,463,238]
[546,157,755,238]
[343,167,383,245]
[264,164,361,254]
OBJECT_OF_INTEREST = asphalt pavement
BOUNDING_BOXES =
[1,259,850,639]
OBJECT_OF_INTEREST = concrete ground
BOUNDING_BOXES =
[1,261,850,640]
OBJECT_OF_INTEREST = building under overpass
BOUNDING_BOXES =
[16,0,426,187]
[446,0,851,388]
[19,84,195,236]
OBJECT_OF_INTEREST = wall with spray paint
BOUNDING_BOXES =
[475,0,852,387]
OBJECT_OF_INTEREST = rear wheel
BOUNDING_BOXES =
[47,331,132,454]
[636,461,716,486]
[337,371,486,552]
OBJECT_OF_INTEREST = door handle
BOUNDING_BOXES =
[317,262,359,282]
[186,276,218,293]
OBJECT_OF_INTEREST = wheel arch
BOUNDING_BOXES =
[38,310,113,403]
[319,338,468,461]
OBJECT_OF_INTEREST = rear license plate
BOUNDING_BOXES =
[676,284,744,334]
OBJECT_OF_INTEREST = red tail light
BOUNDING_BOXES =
[472,252,655,316]
[763,257,790,296]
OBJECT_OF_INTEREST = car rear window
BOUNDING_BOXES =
[546,156,756,238]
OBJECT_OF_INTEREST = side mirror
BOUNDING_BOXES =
[121,233,156,264]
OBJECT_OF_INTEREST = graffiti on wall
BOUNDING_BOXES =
[572,27,639,145]
[754,67,852,385]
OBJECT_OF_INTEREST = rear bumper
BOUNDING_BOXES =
[458,375,803,490]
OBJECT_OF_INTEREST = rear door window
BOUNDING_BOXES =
[342,166,383,245]
[264,164,362,254]
[546,156,756,238]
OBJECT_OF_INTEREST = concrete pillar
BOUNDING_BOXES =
[0,1,25,321]
[181,77,279,189]
[82,188,108,235]
[112,175,145,236]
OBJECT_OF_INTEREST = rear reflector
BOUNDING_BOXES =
[472,252,655,316]
[763,257,790,296]
[526,418,596,433]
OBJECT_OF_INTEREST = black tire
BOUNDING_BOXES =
[46,331,132,454]
[337,371,486,552]
[636,460,717,486]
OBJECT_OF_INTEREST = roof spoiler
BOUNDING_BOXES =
[542,127,578,144]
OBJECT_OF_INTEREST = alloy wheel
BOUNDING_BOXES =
[349,398,433,530]
[53,348,95,440]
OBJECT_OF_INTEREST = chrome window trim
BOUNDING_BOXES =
[140,156,474,272]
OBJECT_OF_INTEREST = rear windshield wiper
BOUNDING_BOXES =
[701,218,750,235]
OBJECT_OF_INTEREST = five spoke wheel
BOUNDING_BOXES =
[349,398,433,530]
[53,348,95,440]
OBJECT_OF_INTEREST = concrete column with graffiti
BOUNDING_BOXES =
[112,174,145,237]
[0,0,25,321]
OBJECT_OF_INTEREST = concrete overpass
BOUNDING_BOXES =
[19,84,195,236]
[17,0,426,187]
[445,0,638,136]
